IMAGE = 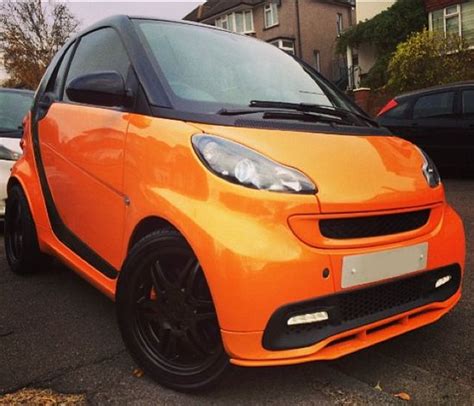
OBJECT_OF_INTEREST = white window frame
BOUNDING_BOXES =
[215,15,229,30]
[264,3,279,29]
[270,39,295,55]
[314,50,321,72]
[428,4,462,37]
[215,10,254,34]
[337,13,344,36]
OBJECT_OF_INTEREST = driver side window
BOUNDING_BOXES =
[63,28,131,104]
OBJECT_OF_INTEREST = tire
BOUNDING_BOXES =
[116,228,229,391]
[4,184,51,274]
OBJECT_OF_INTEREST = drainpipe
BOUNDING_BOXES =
[346,45,353,90]
[295,0,303,58]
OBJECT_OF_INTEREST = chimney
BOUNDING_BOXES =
[197,4,205,20]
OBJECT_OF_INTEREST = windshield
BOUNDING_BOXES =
[135,20,356,115]
[0,91,33,134]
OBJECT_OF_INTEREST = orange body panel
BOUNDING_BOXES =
[12,108,466,366]
[38,103,127,269]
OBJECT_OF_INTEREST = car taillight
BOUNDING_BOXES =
[377,98,398,117]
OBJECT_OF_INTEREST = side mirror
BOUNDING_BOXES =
[65,71,131,107]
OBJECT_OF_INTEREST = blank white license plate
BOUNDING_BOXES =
[341,243,428,289]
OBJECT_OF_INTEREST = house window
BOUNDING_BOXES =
[264,3,279,28]
[215,10,254,34]
[429,1,474,45]
[270,39,295,55]
[215,15,229,30]
[337,13,344,36]
[429,3,463,37]
[462,1,474,44]
[313,50,321,72]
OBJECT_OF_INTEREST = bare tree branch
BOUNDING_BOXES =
[0,0,79,89]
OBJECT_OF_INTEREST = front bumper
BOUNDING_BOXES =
[224,290,461,367]
[192,200,465,366]
[262,264,461,351]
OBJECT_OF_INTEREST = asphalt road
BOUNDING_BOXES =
[0,178,473,405]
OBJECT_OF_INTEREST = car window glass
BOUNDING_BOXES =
[135,21,345,113]
[0,91,33,134]
[413,92,454,119]
[462,90,474,115]
[384,101,410,119]
[49,43,75,100]
[64,28,130,103]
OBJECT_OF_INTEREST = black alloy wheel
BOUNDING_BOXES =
[116,229,228,391]
[4,184,51,274]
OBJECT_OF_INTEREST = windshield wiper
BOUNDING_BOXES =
[217,107,353,126]
[218,101,377,127]
[249,100,378,127]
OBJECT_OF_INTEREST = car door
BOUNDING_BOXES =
[460,88,474,169]
[37,28,134,272]
[407,90,461,168]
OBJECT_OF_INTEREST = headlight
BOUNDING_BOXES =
[192,134,316,194]
[418,147,441,188]
[0,145,21,161]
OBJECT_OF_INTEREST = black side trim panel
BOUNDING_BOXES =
[30,115,118,279]
[263,264,461,351]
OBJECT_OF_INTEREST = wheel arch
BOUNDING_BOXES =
[7,160,52,245]
[124,215,224,327]
[127,216,179,253]
[7,175,35,216]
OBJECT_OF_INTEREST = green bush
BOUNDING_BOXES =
[337,0,427,90]
[387,29,474,93]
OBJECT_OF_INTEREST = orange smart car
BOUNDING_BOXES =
[5,16,465,391]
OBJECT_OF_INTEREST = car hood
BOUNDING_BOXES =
[189,124,444,213]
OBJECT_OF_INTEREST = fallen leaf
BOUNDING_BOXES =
[0,388,85,405]
[374,381,383,391]
[132,368,144,378]
[394,392,411,401]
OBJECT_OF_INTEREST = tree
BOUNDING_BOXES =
[0,0,79,89]
[387,29,474,94]
[336,0,427,89]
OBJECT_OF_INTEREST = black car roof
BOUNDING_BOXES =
[397,81,474,101]
[78,15,226,37]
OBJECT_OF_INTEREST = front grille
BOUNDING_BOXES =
[319,209,431,239]
[263,264,461,350]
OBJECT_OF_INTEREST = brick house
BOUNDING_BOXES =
[425,0,474,45]
[184,0,354,84]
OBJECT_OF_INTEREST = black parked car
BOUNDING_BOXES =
[377,82,474,172]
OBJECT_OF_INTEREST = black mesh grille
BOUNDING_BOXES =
[263,264,461,350]
[319,209,431,239]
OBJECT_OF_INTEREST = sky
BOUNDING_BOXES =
[66,1,204,28]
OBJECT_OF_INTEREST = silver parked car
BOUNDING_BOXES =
[0,88,34,216]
